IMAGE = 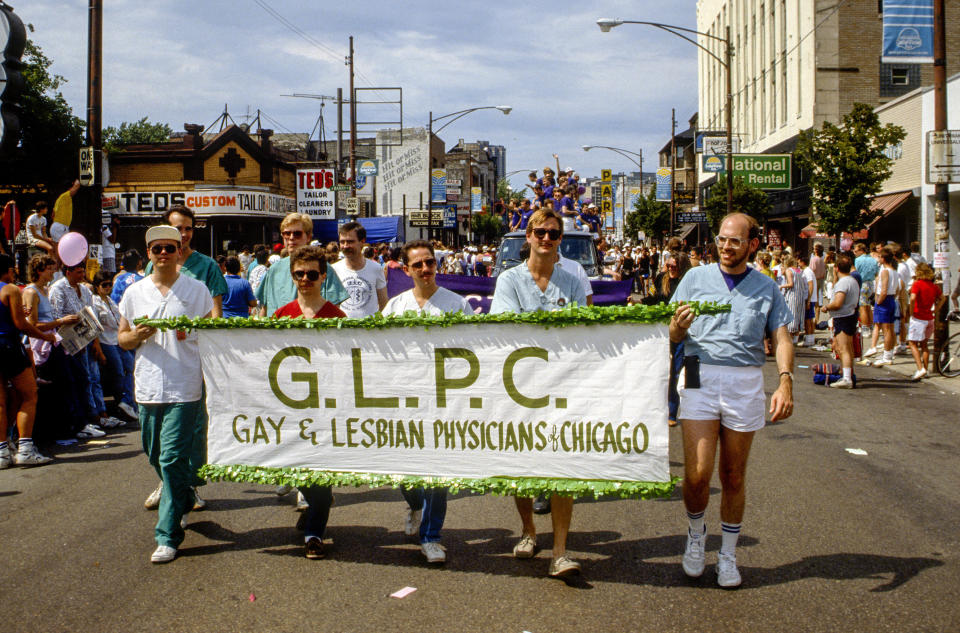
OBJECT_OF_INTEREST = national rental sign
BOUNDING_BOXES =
[705,154,792,191]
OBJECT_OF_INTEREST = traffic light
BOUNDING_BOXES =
[0,4,27,156]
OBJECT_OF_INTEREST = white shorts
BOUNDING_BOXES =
[678,363,766,432]
[907,316,934,342]
[50,222,69,241]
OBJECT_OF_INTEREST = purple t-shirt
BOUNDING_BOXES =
[720,268,751,290]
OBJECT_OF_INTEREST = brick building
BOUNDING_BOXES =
[696,0,960,249]
[103,124,297,254]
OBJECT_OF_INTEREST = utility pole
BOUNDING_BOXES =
[932,0,951,364]
[84,0,103,244]
[670,108,676,236]
[725,25,733,218]
[348,36,356,200]
[336,88,343,177]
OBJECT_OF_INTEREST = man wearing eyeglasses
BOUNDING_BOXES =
[255,212,348,316]
[670,212,794,588]
[382,239,472,564]
[141,205,227,512]
[331,221,388,319]
[118,225,214,564]
[489,208,587,580]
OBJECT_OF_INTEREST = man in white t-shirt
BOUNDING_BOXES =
[26,202,55,257]
[118,225,214,564]
[799,253,817,347]
[331,221,387,318]
[382,240,472,564]
[556,254,593,306]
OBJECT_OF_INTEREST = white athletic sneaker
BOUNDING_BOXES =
[872,357,892,367]
[717,551,742,588]
[895,344,908,355]
[144,481,163,509]
[421,541,446,563]
[0,446,13,469]
[682,527,706,578]
[150,545,177,564]
[829,377,854,389]
[862,347,878,358]
[80,423,106,437]
[404,508,422,537]
[296,490,308,511]
[118,402,137,419]
[192,487,206,510]
[13,447,53,466]
[911,368,928,381]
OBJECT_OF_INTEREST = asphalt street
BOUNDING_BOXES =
[2,347,958,633]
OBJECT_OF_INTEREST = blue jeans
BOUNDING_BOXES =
[401,486,448,543]
[100,343,135,409]
[84,347,107,416]
[64,347,96,424]
[299,486,333,540]
[668,340,684,422]
[121,348,136,404]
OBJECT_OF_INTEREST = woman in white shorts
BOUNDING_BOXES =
[907,263,945,380]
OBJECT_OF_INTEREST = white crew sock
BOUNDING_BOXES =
[687,510,705,536]
[17,437,34,454]
[804,334,815,346]
[843,367,852,380]
[720,522,741,555]
[883,349,894,362]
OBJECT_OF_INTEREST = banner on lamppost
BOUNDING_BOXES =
[882,0,934,63]
[471,187,482,212]
[655,168,671,202]
[431,169,447,203]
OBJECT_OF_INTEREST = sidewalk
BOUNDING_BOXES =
[802,332,959,395]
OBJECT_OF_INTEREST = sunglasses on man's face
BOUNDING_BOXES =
[532,228,561,240]
[408,258,437,270]
[292,269,322,281]
[150,244,178,255]
[282,230,305,239]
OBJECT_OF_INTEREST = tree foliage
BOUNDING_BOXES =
[626,184,670,242]
[470,211,505,244]
[103,117,172,153]
[496,178,527,204]
[1,32,85,194]
[795,102,906,237]
[702,176,772,231]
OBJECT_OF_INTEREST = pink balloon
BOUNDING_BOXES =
[58,232,89,266]
[840,237,853,251]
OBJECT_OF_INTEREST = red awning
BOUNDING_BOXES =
[865,190,912,227]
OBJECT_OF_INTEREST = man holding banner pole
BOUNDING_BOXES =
[118,225,214,564]
[670,212,794,588]
[489,208,587,579]
[383,239,473,564]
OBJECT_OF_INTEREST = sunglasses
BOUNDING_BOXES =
[282,230,305,239]
[408,258,437,270]
[532,228,561,240]
[292,269,322,281]
[151,244,178,255]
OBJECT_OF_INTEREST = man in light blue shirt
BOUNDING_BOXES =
[489,208,585,581]
[670,212,794,589]
[853,242,878,333]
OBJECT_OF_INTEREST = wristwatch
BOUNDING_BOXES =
[779,371,794,381]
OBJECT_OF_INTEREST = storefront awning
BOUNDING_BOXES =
[865,190,912,227]
[799,191,911,238]
[677,223,697,239]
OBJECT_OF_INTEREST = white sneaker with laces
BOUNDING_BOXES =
[144,481,163,509]
[421,541,446,563]
[911,368,928,381]
[717,551,742,588]
[404,508,422,536]
[872,357,892,367]
[682,527,706,578]
[80,423,106,437]
[895,344,908,355]
[862,347,878,358]
[118,402,137,419]
[830,377,854,389]
[150,545,177,564]
[0,447,13,469]
[13,447,53,466]
[106,416,127,428]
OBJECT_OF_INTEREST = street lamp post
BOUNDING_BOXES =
[597,18,733,221]
[583,146,643,238]
[427,106,511,244]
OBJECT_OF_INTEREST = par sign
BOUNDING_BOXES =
[296,169,336,218]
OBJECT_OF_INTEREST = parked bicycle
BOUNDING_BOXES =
[937,311,960,378]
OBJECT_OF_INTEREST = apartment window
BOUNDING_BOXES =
[879,62,920,97]
[891,68,909,85]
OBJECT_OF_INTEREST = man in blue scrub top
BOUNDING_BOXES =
[670,212,794,589]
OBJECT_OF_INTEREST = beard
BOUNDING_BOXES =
[721,247,752,269]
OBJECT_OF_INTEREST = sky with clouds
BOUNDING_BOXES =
[20,0,700,190]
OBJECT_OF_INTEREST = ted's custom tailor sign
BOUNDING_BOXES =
[198,320,671,493]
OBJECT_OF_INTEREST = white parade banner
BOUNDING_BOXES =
[198,320,671,495]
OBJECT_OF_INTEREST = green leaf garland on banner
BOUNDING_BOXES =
[199,464,681,500]
[136,301,731,331]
